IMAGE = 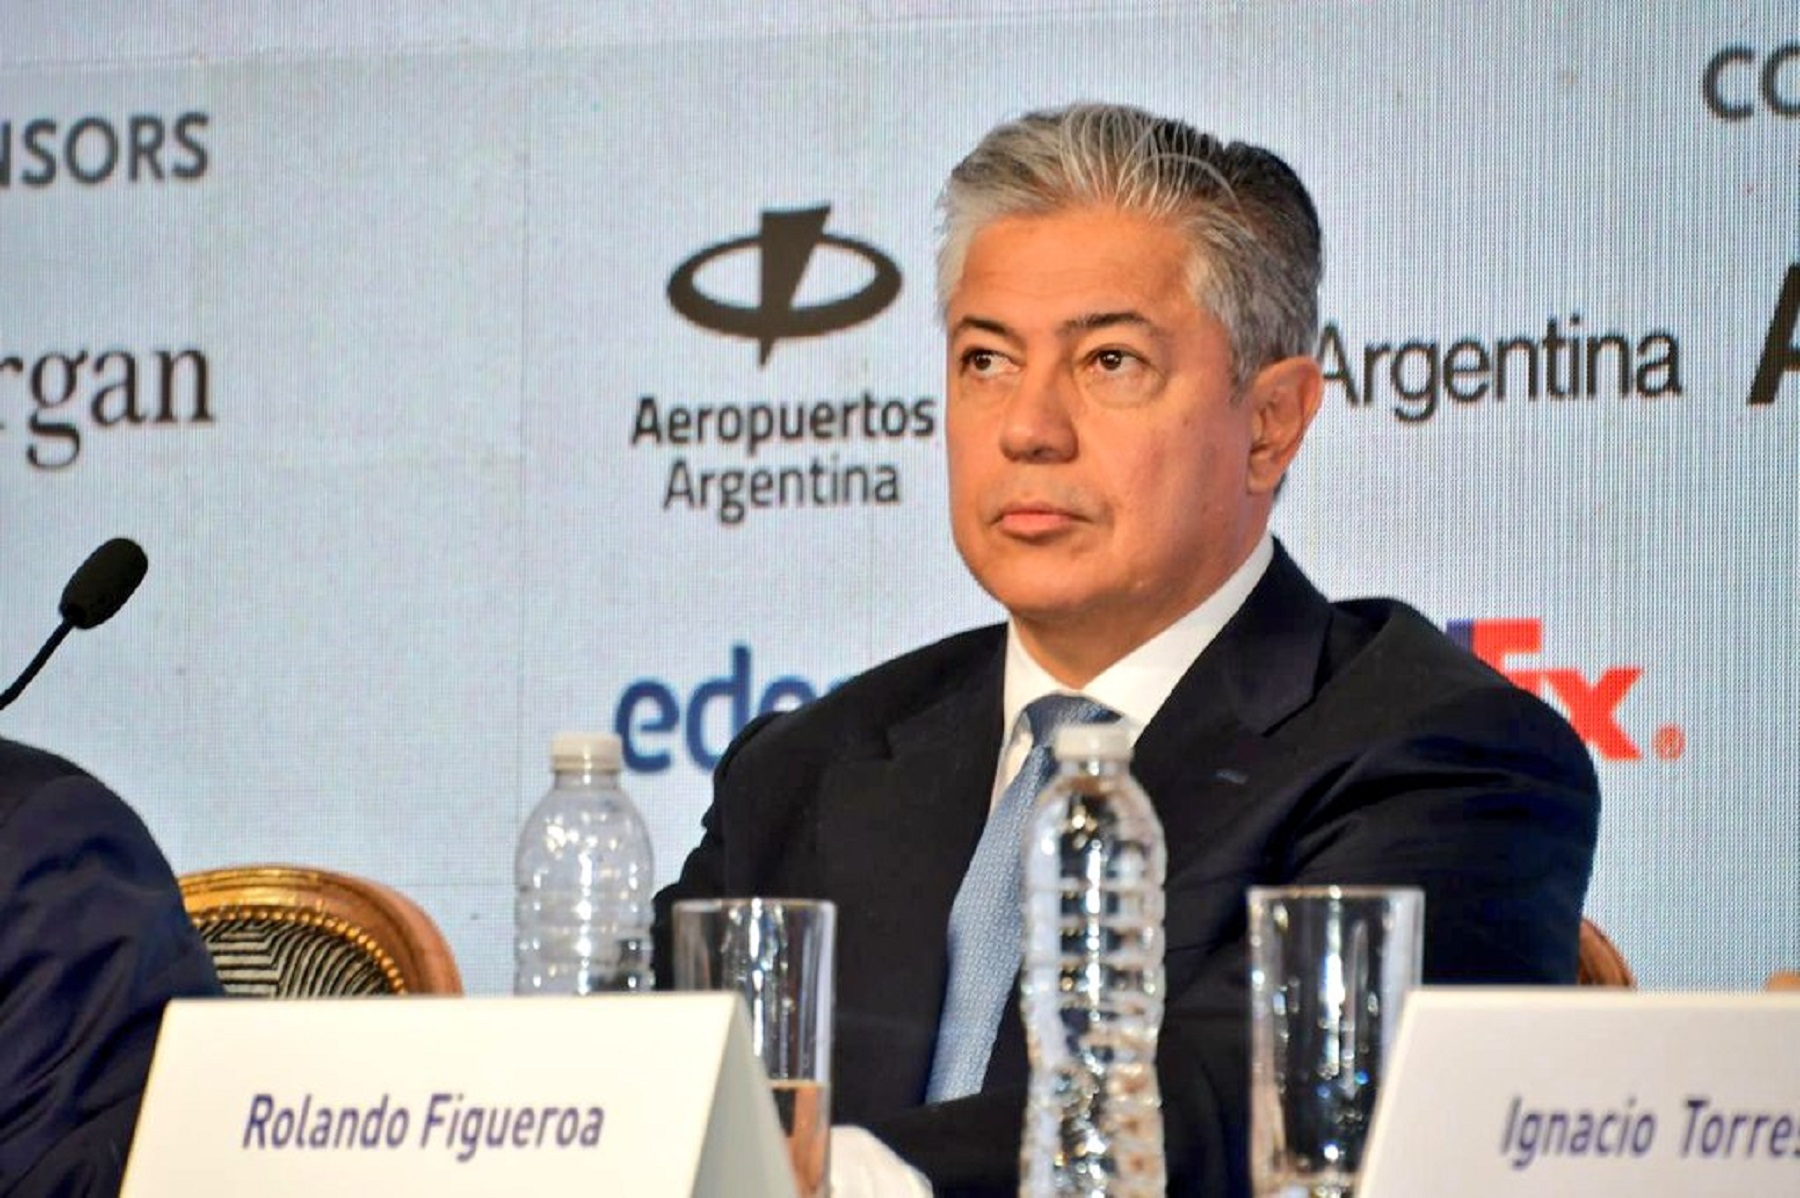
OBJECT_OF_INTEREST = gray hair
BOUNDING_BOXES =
[937,103,1322,392]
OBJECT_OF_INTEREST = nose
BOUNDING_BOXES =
[998,365,1078,463]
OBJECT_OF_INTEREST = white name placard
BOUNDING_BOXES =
[1360,990,1800,1197]
[122,993,797,1197]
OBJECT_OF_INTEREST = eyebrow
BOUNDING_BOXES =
[950,315,1020,343]
[951,310,1155,341]
[1062,310,1152,334]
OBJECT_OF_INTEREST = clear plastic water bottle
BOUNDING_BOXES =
[1021,722,1167,1196]
[514,731,654,994]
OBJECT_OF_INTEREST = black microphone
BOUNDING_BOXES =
[59,538,149,629]
[0,538,148,711]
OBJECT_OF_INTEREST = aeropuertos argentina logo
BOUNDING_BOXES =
[634,205,933,526]
[666,204,901,365]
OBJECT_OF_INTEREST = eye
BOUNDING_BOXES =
[1080,343,1161,404]
[960,347,1011,377]
[1089,347,1141,373]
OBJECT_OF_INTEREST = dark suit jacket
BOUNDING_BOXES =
[653,544,1600,1196]
[0,738,221,1197]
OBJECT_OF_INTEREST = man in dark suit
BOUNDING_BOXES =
[0,736,221,1196]
[653,102,1599,1196]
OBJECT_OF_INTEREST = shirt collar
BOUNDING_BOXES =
[1001,530,1274,743]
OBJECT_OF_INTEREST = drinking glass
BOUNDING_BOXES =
[1248,886,1423,1198]
[672,897,836,1198]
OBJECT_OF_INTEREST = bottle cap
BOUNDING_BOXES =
[551,732,623,772]
[1052,722,1133,761]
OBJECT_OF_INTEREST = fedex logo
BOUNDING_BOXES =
[1447,618,1679,762]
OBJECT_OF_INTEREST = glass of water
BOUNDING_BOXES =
[1248,886,1423,1198]
[671,897,836,1198]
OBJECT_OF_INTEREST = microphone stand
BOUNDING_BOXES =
[0,622,74,712]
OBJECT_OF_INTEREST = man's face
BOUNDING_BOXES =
[945,205,1309,683]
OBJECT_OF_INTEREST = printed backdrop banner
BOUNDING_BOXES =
[1,2,1794,994]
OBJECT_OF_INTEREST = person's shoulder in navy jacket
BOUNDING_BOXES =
[0,736,221,1196]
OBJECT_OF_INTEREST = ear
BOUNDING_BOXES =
[1244,354,1323,495]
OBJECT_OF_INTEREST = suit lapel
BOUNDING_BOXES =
[1135,543,1333,880]
[818,637,1005,1115]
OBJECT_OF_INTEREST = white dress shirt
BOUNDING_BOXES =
[993,529,1274,805]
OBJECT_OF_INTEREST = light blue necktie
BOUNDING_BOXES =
[927,692,1120,1101]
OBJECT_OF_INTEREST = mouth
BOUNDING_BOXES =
[994,501,1085,539]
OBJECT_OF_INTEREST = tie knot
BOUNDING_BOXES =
[1022,693,1119,746]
